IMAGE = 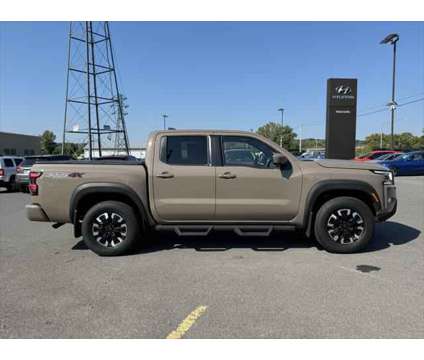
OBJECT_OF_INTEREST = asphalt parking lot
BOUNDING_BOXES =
[1,176,423,338]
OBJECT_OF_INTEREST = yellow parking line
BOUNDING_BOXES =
[166,305,208,339]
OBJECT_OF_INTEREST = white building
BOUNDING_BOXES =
[83,147,146,160]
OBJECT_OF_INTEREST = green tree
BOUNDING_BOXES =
[54,143,85,159]
[395,132,420,150]
[256,122,297,150]
[363,132,423,154]
[40,130,57,154]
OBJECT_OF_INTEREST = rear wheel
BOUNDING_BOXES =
[314,196,374,253]
[81,201,141,256]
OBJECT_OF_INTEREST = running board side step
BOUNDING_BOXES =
[155,224,295,237]
[155,225,213,237]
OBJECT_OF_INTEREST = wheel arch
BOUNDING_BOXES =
[304,180,380,238]
[70,182,153,237]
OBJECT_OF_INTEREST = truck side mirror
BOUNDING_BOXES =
[273,153,288,166]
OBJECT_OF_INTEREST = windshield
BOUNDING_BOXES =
[390,153,404,160]
[379,153,402,160]
[398,154,412,161]
[369,152,389,159]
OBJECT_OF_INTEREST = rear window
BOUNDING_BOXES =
[160,136,208,165]
[3,159,14,167]
[22,158,39,167]
[13,158,23,166]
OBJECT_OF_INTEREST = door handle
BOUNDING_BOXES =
[157,171,174,179]
[218,172,236,179]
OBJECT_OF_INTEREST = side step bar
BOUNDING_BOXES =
[155,224,295,237]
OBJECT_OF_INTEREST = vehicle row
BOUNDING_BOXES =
[297,149,424,175]
[0,155,72,192]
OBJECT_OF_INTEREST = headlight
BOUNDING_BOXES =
[372,170,394,184]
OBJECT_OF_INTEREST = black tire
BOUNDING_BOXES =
[5,176,16,192]
[314,196,374,253]
[81,200,141,256]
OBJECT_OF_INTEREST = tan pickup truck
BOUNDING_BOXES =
[26,130,397,256]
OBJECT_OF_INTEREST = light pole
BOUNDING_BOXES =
[380,33,399,150]
[379,120,386,149]
[299,124,303,153]
[162,114,168,130]
[277,108,284,147]
[277,108,284,127]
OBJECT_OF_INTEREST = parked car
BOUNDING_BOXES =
[367,152,405,164]
[373,152,404,162]
[16,155,72,192]
[0,156,23,191]
[354,150,401,161]
[298,150,325,160]
[379,151,424,176]
[26,130,397,256]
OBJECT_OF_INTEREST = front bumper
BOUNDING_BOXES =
[26,204,50,222]
[376,184,397,222]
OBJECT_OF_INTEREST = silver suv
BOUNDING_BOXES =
[0,156,23,191]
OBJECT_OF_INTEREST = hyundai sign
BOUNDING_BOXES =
[325,78,358,159]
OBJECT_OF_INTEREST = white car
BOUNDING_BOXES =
[0,156,23,191]
[298,150,325,160]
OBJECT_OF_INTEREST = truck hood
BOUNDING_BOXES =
[315,159,387,171]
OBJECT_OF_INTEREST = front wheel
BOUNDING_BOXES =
[81,201,141,256]
[314,196,374,253]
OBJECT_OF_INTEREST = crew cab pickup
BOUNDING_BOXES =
[26,130,397,256]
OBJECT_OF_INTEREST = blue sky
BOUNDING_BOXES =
[0,21,423,146]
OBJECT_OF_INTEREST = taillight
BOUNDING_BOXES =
[17,166,23,174]
[29,171,43,195]
[0,169,4,176]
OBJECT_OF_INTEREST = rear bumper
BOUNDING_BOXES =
[16,175,29,184]
[26,204,50,222]
[0,176,9,185]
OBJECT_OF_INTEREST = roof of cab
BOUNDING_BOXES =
[149,129,258,136]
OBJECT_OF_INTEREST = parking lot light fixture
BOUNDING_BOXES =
[162,114,168,130]
[380,33,399,150]
[277,108,284,127]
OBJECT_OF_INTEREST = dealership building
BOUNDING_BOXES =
[0,131,41,156]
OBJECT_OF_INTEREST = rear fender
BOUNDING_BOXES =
[70,182,154,237]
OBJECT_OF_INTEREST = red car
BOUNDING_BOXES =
[355,150,401,161]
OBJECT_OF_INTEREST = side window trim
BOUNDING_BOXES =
[211,135,223,166]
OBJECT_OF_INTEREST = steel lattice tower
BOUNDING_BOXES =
[62,21,130,159]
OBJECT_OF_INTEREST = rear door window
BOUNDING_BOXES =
[161,136,208,165]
